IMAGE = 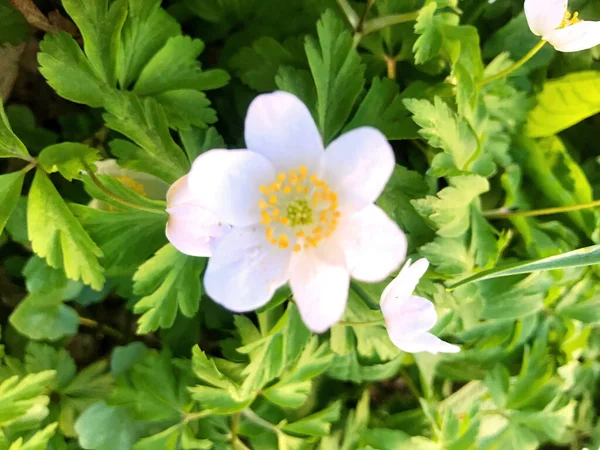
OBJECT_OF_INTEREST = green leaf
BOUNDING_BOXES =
[0,371,55,427]
[7,423,58,450]
[526,71,600,137]
[25,342,76,391]
[412,175,489,237]
[344,78,423,140]
[0,170,25,235]
[180,126,225,162]
[153,89,217,130]
[420,236,473,277]
[38,143,101,181]
[116,0,181,88]
[470,205,499,269]
[10,291,79,341]
[38,32,108,108]
[305,10,365,144]
[0,98,29,160]
[110,342,148,377]
[262,337,332,408]
[413,2,441,65]
[27,170,104,290]
[133,244,206,334]
[134,36,228,96]
[104,94,189,183]
[75,402,136,450]
[0,0,29,45]
[61,0,127,87]
[449,244,600,289]
[133,424,211,450]
[404,97,478,172]
[281,402,341,437]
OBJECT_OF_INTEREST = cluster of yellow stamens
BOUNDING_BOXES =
[115,176,147,197]
[560,10,580,28]
[258,165,340,252]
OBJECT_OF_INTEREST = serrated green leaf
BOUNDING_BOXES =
[75,402,136,450]
[153,89,217,130]
[38,32,108,108]
[526,71,600,137]
[7,423,58,450]
[38,143,100,181]
[0,371,55,427]
[404,97,478,172]
[0,98,29,160]
[281,401,341,437]
[0,170,25,235]
[420,236,473,277]
[180,126,225,162]
[412,175,489,237]
[10,291,79,341]
[413,2,441,65]
[133,244,206,334]
[305,10,365,144]
[27,170,104,290]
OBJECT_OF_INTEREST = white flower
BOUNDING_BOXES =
[381,259,459,354]
[169,91,407,332]
[525,0,600,52]
[166,174,231,257]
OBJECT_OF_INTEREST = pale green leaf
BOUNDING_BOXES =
[7,423,57,450]
[0,371,55,427]
[27,170,104,290]
[0,170,25,235]
[38,143,100,181]
[281,402,341,437]
[0,98,29,160]
[413,2,441,65]
[75,402,136,450]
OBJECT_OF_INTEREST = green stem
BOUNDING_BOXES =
[337,0,359,28]
[482,199,600,220]
[478,40,547,86]
[241,409,278,433]
[362,11,420,35]
[183,410,212,424]
[78,317,125,341]
[231,412,240,449]
[338,318,385,327]
[399,367,422,399]
[82,161,167,215]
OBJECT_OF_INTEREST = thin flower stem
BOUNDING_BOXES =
[362,11,420,35]
[82,160,167,215]
[338,318,385,327]
[399,367,422,399]
[337,0,359,28]
[183,410,212,424]
[241,409,279,433]
[386,55,397,80]
[478,40,547,86]
[78,317,126,341]
[482,199,600,219]
[231,412,240,449]
[356,0,375,33]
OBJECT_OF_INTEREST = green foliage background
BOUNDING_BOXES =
[1,0,600,448]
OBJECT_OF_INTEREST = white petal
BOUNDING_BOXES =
[167,174,193,205]
[391,332,460,354]
[289,248,350,333]
[546,21,600,52]
[381,259,429,307]
[524,0,567,37]
[335,205,406,282]
[204,227,292,312]
[244,91,323,173]
[166,204,230,257]
[321,127,395,212]
[187,149,275,227]
[382,295,437,340]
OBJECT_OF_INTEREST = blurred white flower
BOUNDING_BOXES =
[525,0,600,52]
[381,259,460,354]
[169,91,407,332]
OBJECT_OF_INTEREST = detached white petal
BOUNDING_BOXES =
[204,227,292,312]
[166,175,230,257]
[335,204,406,282]
[289,246,350,333]
[187,149,275,227]
[524,0,567,37]
[381,259,458,354]
[546,21,600,52]
[245,91,324,174]
[321,127,395,212]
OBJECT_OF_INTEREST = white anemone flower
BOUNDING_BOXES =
[166,174,231,257]
[169,91,407,332]
[525,0,600,52]
[381,259,460,354]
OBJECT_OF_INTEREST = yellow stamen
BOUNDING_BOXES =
[296,230,305,238]
[260,185,269,194]
[258,200,268,209]
[271,208,280,217]
[278,234,289,249]
[293,244,301,252]
[277,173,286,183]
[299,166,308,176]
[312,226,323,235]
[269,195,277,205]
[283,186,292,194]
[261,211,272,225]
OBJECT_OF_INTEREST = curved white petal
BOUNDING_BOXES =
[381,259,429,307]
[289,248,350,333]
[187,149,275,227]
[245,91,323,173]
[166,204,230,257]
[204,227,292,312]
[321,127,395,212]
[546,21,600,52]
[524,0,567,37]
[335,205,406,282]
[383,295,437,340]
[391,332,460,354]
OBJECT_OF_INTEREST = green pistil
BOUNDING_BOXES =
[286,199,313,226]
